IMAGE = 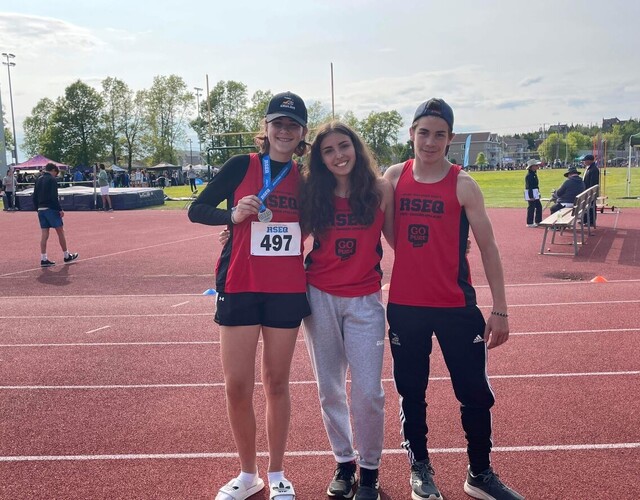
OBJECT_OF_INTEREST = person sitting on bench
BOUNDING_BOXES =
[550,166,585,214]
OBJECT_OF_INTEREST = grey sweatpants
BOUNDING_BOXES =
[302,285,385,469]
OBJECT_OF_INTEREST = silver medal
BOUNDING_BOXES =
[258,208,273,223]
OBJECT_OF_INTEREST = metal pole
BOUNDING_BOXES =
[2,53,18,164]
[628,133,640,198]
[194,87,203,155]
[330,63,335,120]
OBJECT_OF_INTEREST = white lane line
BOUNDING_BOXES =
[1,326,638,348]
[0,314,211,319]
[1,371,637,391]
[513,327,640,336]
[479,299,640,308]
[84,326,111,335]
[171,301,190,308]
[144,275,212,278]
[1,442,638,462]
[0,235,214,278]
[2,279,640,300]
[0,341,218,348]
[3,293,206,299]
[3,300,640,320]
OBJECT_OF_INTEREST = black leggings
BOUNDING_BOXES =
[387,304,495,472]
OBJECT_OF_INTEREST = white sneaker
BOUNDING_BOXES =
[526,224,537,228]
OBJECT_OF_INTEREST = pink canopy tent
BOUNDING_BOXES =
[13,155,69,171]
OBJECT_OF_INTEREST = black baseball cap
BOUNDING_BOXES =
[413,98,454,131]
[582,154,595,161]
[265,91,307,127]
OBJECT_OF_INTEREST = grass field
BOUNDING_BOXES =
[157,166,640,210]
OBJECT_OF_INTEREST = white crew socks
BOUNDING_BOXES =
[216,470,261,500]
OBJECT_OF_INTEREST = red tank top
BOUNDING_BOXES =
[216,153,306,293]
[389,160,476,307]
[305,196,384,297]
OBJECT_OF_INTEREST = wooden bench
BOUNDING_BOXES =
[538,185,598,255]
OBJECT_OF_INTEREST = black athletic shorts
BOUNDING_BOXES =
[214,291,311,329]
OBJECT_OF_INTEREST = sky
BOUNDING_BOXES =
[1,0,639,164]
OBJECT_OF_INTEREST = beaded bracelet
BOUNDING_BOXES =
[491,311,508,318]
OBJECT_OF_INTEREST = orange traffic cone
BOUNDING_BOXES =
[590,276,608,283]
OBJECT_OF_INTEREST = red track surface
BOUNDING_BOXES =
[1,208,639,499]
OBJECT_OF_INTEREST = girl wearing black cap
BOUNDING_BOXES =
[189,92,309,500]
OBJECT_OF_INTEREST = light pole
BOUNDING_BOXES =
[187,138,193,165]
[627,132,640,198]
[2,52,18,164]
[194,87,203,155]
[193,87,203,118]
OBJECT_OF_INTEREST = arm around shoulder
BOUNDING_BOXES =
[382,162,404,189]
[377,177,395,248]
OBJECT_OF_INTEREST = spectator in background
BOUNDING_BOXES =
[187,165,198,193]
[2,166,17,211]
[73,169,85,186]
[550,166,586,214]
[32,163,79,267]
[524,159,543,227]
[134,169,143,187]
[582,154,600,226]
[97,164,113,211]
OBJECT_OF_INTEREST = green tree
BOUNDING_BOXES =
[120,90,147,170]
[244,89,273,134]
[358,110,403,166]
[306,100,333,133]
[340,110,360,132]
[476,152,488,166]
[204,80,250,164]
[537,133,565,163]
[49,81,106,166]
[101,77,131,165]
[22,98,56,158]
[144,75,194,165]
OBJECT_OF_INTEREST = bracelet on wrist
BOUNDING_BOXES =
[230,206,237,224]
[491,310,508,318]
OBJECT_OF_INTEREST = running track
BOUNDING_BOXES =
[1,208,639,499]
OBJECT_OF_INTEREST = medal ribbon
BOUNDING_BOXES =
[257,155,292,212]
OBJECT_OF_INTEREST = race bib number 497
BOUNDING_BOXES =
[250,222,302,256]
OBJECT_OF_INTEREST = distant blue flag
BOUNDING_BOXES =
[463,134,472,168]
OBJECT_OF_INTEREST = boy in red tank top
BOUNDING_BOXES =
[383,99,523,500]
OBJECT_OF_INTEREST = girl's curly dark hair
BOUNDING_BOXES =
[299,121,381,236]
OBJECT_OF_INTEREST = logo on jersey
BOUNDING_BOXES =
[399,197,445,214]
[265,194,298,210]
[408,224,429,247]
[335,238,356,260]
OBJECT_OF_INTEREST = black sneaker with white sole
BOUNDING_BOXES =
[40,259,56,268]
[354,467,379,500]
[410,460,441,500]
[64,252,79,264]
[327,461,357,498]
[463,467,524,500]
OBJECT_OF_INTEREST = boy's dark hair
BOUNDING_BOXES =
[45,163,59,173]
